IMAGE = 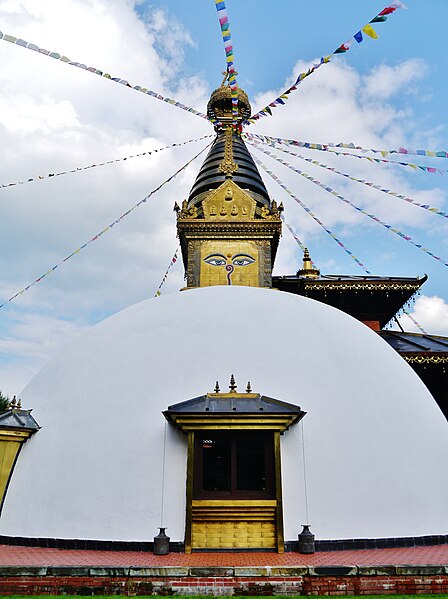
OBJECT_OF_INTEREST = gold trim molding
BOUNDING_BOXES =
[403,355,448,364]
[304,282,422,292]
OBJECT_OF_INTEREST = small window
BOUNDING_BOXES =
[194,432,275,499]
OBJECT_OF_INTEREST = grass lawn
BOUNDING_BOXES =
[3,596,448,598]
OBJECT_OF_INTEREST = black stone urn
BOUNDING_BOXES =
[153,527,170,555]
[298,524,315,554]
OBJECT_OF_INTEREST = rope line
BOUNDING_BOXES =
[0,143,211,309]
[254,138,448,220]
[252,152,371,274]
[0,31,207,120]
[154,248,179,297]
[250,141,448,269]
[246,1,407,125]
[246,133,448,160]
[300,420,310,526]
[1,135,214,191]
[246,133,448,175]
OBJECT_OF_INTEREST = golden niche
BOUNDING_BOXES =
[202,180,256,221]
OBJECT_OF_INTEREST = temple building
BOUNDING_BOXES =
[0,78,447,553]
[274,251,448,420]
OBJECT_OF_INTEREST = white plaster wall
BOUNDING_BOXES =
[1,286,447,542]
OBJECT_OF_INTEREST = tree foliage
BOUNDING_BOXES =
[0,390,10,413]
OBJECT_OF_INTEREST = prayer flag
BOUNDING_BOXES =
[389,0,407,8]
[378,7,396,16]
[362,24,378,39]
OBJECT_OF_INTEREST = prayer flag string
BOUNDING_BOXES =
[252,154,371,274]
[0,143,211,309]
[154,248,179,297]
[325,149,448,175]
[0,31,207,120]
[249,141,448,269]
[281,215,307,255]
[403,309,427,334]
[0,134,213,191]
[246,133,448,174]
[281,215,318,269]
[213,0,239,121]
[245,1,406,125]
[253,138,448,220]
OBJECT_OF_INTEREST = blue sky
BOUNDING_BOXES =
[0,0,447,395]
[139,0,447,130]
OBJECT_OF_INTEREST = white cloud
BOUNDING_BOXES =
[142,6,195,77]
[0,311,88,395]
[248,57,447,278]
[361,59,428,101]
[397,295,448,336]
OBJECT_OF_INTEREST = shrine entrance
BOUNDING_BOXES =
[163,376,306,553]
[191,431,277,550]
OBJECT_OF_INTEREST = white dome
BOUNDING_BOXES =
[1,286,447,542]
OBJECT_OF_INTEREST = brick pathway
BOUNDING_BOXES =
[0,544,446,567]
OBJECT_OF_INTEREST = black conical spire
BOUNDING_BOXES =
[187,131,271,210]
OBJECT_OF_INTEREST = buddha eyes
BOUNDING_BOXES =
[204,256,227,266]
[233,256,255,267]
[204,254,255,267]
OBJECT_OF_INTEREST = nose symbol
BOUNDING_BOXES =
[225,264,234,285]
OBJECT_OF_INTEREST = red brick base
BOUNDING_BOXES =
[0,566,446,595]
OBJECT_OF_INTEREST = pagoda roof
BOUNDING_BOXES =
[273,273,426,287]
[164,390,306,432]
[165,393,304,415]
[380,330,448,354]
[0,408,40,431]
[273,274,426,328]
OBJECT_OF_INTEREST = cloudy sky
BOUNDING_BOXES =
[1,0,447,395]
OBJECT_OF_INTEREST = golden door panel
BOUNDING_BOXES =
[199,240,260,287]
[191,500,276,550]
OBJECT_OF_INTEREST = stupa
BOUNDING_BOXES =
[0,77,446,553]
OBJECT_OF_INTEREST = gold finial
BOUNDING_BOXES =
[246,381,252,393]
[214,381,220,393]
[229,374,237,392]
[17,398,22,409]
[297,248,320,279]
[173,201,180,214]
[221,69,239,86]
[218,126,238,178]
[10,395,16,409]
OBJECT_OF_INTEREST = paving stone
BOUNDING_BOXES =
[0,542,446,568]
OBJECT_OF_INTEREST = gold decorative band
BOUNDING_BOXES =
[403,355,448,364]
[304,283,421,291]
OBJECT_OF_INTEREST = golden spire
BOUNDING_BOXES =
[218,126,238,177]
[297,248,320,279]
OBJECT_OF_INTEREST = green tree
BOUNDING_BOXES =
[0,390,10,413]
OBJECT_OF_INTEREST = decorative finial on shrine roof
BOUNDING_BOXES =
[229,374,237,392]
[214,381,220,393]
[246,381,252,393]
[297,248,320,279]
[207,72,251,127]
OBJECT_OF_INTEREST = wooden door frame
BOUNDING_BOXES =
[184,429,284,553]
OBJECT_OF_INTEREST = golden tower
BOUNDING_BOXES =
[176,75,282,288]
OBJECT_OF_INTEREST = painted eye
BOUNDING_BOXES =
[205,258,226,266]
[232,255,255,267]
